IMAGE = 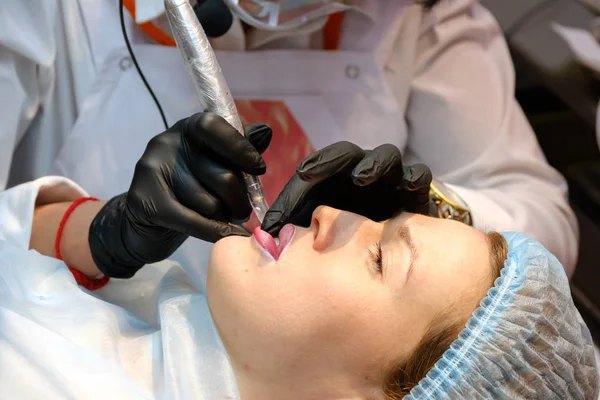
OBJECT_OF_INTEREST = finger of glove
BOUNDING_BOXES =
[402,164,433,191]
[402,164,432,215]
[235,223,251,236]
[170,166,229,222]
[261,174,317,235]
[184,113,266,175]
[186,158,253,222]
[296,141,365,183]
[134,138,234,222]
[351,144,403,186]
[411,191,430,215]
[244,124,272,155]
[159,200,250,243]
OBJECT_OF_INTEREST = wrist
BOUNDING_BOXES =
[88,194,146,279]
[60,200,107,278]
[30,199,107,278]
[429,178,473,226]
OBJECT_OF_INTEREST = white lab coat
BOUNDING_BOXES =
[0,177,239,399]
[0,0,578,275]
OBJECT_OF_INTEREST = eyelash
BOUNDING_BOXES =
[369,242,384,274]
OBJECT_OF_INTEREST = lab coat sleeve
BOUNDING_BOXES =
[403,0,578,275]
[0,177,87,250]
[0,1,57,189]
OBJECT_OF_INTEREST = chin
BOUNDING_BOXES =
[207,235,243,312]
[209,234,248,271]
[206,235,257,349]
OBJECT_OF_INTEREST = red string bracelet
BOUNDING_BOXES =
[55,197,110,291]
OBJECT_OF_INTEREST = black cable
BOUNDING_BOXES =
[505,0,560,40]
[119,0,169,130]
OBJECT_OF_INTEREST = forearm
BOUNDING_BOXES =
[30,200,107,277]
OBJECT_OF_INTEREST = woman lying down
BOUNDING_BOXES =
[1,113,598,399]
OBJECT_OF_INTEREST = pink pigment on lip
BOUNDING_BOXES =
[253,227,278,259]
[276,224,295,258]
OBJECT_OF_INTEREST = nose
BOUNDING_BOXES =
[311,206,338,251]
[311,206,370,252]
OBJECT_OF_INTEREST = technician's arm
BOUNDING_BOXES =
[30,199,106,278]
[0,176,97,279]
[402,0,577,274]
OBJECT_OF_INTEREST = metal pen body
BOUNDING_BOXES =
[164,0,268,223]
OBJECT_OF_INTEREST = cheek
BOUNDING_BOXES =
[293,268,401,372]
[271,254,389,341]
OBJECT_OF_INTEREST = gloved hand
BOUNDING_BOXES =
[261,141,432,235]
[88,113,272,278]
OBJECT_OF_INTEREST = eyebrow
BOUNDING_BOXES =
[397,225,419,279]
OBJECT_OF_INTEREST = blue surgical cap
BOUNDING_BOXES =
[407,232,599,399]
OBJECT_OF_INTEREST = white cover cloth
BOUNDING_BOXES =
[0,178,238,399]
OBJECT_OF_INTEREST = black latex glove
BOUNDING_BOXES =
[261,141,432,235]
[88,113,272,278]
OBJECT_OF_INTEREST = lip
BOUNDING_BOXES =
[253,224,296,261]
[277,224,295,258]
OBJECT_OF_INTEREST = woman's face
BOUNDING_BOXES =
[207,207,495,399]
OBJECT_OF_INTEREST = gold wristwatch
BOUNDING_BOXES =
[429,178,473,226]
